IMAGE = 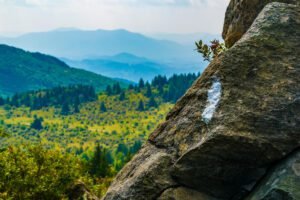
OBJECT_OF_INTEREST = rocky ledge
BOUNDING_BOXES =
[103,2,300,200]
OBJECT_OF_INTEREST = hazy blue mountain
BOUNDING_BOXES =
[63,53,207,82]
[0,29,199,61]
[0,45,127,96]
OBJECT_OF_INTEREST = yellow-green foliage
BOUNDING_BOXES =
[0,144,82,200]
[0,89,173,170]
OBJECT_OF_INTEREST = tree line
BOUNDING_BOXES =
[105,73,199,105]
[0,85,97,114]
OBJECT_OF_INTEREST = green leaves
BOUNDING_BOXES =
[0,144,82,199]
[195,39,227,62]
[0,128,8,138]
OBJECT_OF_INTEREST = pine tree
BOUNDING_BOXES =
[113,83,121,95]
[138,78,145,89]
[119,91,125,101]
[148,97,158,108]
[145,83,152,97]
[100,102,107,112]
[0,97,4,106]
[30,116,43,130]
[89,144,110,178]
[61,102,70,115]
[136,100,145,111]
[106,85,112,96]
[128,84,134,90]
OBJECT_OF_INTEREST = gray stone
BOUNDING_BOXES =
[158,187,219,200]
[171,3,300,198]
[222,0,298,47]
[246,149,300,200]
[103,144,176,200]
[103,2,300,200]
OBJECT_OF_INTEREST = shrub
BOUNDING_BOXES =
[0,144,82,199]
[195,39,227,61]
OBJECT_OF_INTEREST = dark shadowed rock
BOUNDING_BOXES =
[171,3,300,198]
[103,2,300,200]
[68,181,99,200]
[222,0,298,47]
[158,187,219,200]
[246,149,300,200]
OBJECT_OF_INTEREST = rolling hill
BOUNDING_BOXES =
[0,44,126,96]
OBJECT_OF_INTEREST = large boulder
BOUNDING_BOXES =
[222,0,298,47]
[104,145,177,200]
[246,149,300,200]
[103,2,300,200]
[158,187,219,200]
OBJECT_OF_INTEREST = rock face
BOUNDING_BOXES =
[68,181,99,200]
[222,0,298,47]
[103,2,300,200]
[246,149,300,200]
[158,187,220,200]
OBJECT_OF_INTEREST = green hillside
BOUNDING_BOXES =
[0,73,198,198]
[0,44,125,96]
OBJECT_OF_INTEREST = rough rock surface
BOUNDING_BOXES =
[103,144,177,200]
[68,181,99,200]
[246,149,300,200]
[222,0,298,47]
[103,2,300,200]
[158,187,219,200]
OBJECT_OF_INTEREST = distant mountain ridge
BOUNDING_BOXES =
[0,29,198,61]
[0,44,126,96]
[63,53,205,82]
[0,29,210,81]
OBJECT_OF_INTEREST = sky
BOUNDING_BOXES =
[0,0,230,36]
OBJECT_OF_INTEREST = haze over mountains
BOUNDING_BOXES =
[0,29,215,81]
[63,53,203,82]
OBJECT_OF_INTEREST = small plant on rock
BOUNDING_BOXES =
[195,39,227,62]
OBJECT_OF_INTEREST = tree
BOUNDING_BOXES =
[30,116,43,130]
[148,97,158,108]
[112,83,121,95]
[61,102,70,115]
[73,96,80,113]
[10,94,19,107]
[100,102,107,112]
[130,140,142,154]
[119,91,125,101]
[145,83,152,97]
[0,97,4,106]
[106,85,112,96]
[88,144,110,178]
[116,143,128,155]
[0,145,81,199]
[128,84,134,90]
[138,78,145,89]
[136,100,145,111]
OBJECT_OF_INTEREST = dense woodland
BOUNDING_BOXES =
[0,73,199,199]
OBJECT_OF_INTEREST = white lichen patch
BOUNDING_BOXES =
[202,77,222,124]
